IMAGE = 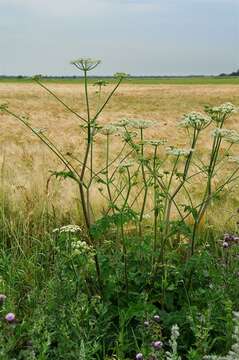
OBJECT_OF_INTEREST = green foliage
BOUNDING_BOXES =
[1,58,239,359]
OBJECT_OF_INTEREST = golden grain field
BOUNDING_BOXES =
[1,82,239,228]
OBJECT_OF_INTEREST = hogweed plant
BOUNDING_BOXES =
[1,58,239,299]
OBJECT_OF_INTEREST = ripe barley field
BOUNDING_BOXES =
[0,81,239,229]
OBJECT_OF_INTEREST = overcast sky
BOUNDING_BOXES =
[0,0,239,76]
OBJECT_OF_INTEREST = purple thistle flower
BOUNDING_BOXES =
[224,234,237,242]
[151,340,163,350]
[136,353,144,360]
[0,294,6,305]
[223,241,229,248]
[153,315,160,322]
[5,312,16,323]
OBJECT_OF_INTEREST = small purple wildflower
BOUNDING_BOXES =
[0,294,6,305]
[223,241,229,248]
[5,312,16,323]
[153,315,160,322]
[136,353,144,360]
[224,234,239,243]
[151,341,163,350]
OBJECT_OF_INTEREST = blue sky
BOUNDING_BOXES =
[0,0,238,76]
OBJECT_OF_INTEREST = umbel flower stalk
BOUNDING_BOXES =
[0,58,128,295]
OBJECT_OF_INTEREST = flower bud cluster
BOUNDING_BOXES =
[166,147,194,157]
[135,314,163,359]
[221,233,239,249]
[71,239,95,257]
[99,124,119,136]
[70,58,101,71]
[205,102,238,122]
[53,225,82,234]
[212,128,239,144]
[179,112,211,130]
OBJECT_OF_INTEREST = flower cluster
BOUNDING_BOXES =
[143,139,167,146]
[126,119,157,129]
[166,324,181,360]
[151,340,163,350]
[70,58,101,72]
[99,124,119,136]
[205,102,238,122]
[212,128,239,144]
[0,294,16,324]
[114,118,130,127]
[114,72,129,79]
[135,314,162,359]
[93,80,108,87]
[221,233,239,249]
[5,312,16,323]
[179,112,211,130]
[166,147,194,157]
[71,239,94,256]
[136,353,144,360]
[53,225,82,234]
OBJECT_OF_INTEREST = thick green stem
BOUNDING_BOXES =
[106,134,114,213]
[139,128,148,237]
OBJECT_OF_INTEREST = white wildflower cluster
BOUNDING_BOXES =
[166,147,194,157]
[143,139,167,146]
[212,128,239,144]
[71,239,94,257]
[114,118,130,127]
[126,119,157,129]
[205,103,238,122]
[114,72,129,79]
[179,112,211,130]
[204,312,239,360]
[70,58,101,71]
[99,124,119,136]
[53,225,82,234]
[166,324,181,360]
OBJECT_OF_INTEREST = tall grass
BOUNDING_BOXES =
[0,59,239,359]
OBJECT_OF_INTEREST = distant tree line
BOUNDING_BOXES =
[1,70,239,79]
[219,69,239,77]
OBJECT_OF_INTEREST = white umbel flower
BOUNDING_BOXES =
[179,112,211,130]
[205,102,238,122]
[99,124,119,136]
[212,128,239,144]
[166,147,194,157]
[70,58,101,71]
[126,119,157,129]
[53,225,82,234]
